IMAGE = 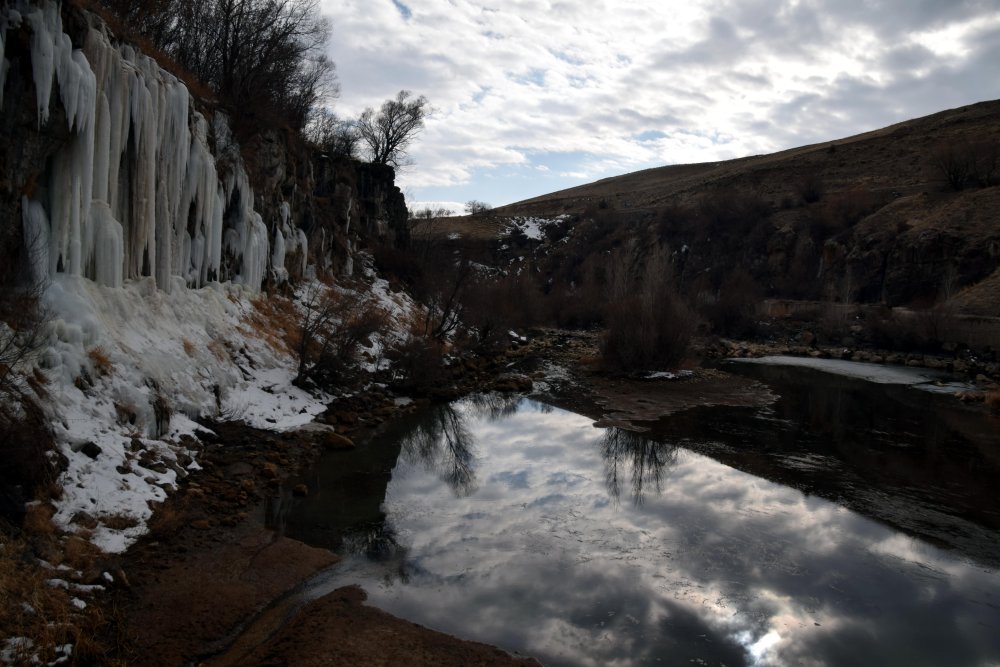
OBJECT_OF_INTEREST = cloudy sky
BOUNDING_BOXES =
[319,0,1000,211]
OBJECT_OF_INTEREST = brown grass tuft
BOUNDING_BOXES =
[182,338,196,356]
[147,503,184,540]
[87,346,114,377]
[207,339,228,361]
[244,294,301,355]
[114,401,137,426]
[61,536,99,572]
[22,503,56,536]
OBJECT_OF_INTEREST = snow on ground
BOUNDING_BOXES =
[729,355,974,393]
[503,215,567,241]
[37,273,333,553]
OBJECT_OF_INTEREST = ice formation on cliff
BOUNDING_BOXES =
[10,0,296,293]
[0,1,326,553]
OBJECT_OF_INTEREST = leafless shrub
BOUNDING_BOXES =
[389,335,447,393]
[795,171,825,204]
[828,187,889,227]
[869,303,958,353]
[373,245,424,286]
[464,200,492,216]
[601,244,695,372]
[306,108,359,158]
[92,0,338,130]
[296,285,390,384]
[459,272,545,355]
[931,138,1000,191]
[699,186,771,235]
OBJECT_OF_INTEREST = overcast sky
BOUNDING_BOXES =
[319,0,1000,211]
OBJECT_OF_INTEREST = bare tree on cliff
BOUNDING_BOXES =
[98,0,336,130]
[357,90,430,168]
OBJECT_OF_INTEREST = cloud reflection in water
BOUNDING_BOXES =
[313,397,1000,667]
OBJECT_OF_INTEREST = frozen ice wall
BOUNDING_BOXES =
[8,0,292,293]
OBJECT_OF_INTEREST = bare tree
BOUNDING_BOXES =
[356,90,430,167]
[464,200,492,216]
[306,109,360,158]
[97,0,337,129]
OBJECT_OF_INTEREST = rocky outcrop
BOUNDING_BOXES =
[312,155,409,274]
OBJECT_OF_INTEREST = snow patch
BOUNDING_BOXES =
[503,215,567,241]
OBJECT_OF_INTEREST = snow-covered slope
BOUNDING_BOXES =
[42,274,331,553]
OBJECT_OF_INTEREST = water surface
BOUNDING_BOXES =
[275,373,1000,667]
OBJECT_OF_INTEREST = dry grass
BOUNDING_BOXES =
[61,536,101,572]
[243,294,301,355]
[147,503,184,540]
[22,503,57,536]
[182,338,196,356]
[87,346,114,377]
[0,533,110,665]
[207,339,228,361]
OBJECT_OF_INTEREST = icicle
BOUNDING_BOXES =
[272,227,286,281]
[22,196,50,286]
[89,201,123,287]
[24,1,59,127]
[18,5,274,294]
[296,229,308,276]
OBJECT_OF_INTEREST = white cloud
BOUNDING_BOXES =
[320,0,1000,206]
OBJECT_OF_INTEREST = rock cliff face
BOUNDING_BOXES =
[0,0,405,292]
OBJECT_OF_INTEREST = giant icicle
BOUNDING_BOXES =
[9,0,303,294]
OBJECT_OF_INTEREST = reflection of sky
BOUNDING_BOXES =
[314,399,1000,667]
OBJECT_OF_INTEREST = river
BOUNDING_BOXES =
[268,361,1000,666]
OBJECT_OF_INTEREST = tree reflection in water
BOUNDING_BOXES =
[601,427,679,506]
[464,392,525,421]
[400,403,479,497]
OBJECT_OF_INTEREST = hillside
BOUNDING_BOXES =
[499,99,1000,215]
[418,99,1000,317]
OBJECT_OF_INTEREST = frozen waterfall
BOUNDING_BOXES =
[8,0,291,293]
